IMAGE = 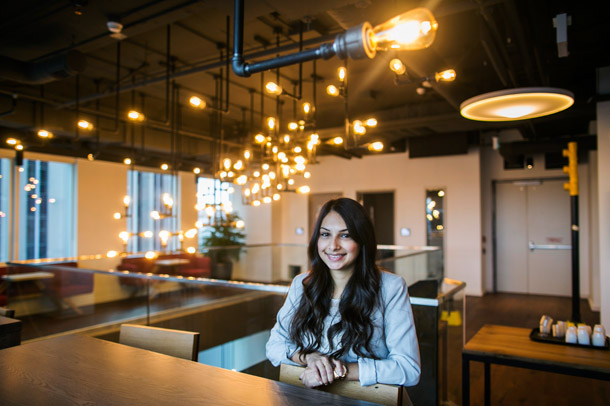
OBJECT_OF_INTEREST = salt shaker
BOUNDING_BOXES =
[539,315,553,335]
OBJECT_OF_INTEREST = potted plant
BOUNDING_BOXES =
[199,212,245,280]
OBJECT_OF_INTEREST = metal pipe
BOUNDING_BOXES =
[0,93,17,117]
[231,0,335,77]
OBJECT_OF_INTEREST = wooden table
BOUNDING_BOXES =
[0,334,375,405]
[462,324,610,405]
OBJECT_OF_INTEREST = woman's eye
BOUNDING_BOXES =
[340,233,351,239]
[320,232,330,237]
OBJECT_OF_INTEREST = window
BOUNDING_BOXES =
[127,170,178,252]
[0,158,11,262]
[18,159,76,260]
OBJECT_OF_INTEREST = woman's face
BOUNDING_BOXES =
[317,210,360,274]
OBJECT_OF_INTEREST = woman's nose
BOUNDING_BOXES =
[329,236,339,250]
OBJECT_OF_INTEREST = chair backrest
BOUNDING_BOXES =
[119,324,200,361]
[279,364,412,406]
[0,307,15,318]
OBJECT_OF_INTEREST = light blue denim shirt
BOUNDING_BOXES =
[266,271,421,387]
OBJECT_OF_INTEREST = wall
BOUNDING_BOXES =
[597,101,610,328]
[77,158,127,256]
[304,149,483,296]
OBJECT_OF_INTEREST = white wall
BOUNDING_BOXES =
[304,149,483,296]
[597,101,610,328]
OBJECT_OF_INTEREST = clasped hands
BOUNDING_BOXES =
[299,352,347,388]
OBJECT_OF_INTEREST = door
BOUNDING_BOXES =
[495,179,571,295]
[358,192,395,245]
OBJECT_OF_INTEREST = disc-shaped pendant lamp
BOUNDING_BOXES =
[460,87,574,121]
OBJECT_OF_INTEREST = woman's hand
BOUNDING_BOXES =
[299,352,346,388]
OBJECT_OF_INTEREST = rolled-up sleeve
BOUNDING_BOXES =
[357,274,421,386]
[266,274,305,366]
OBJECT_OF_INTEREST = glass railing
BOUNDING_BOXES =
[1,244,462,405]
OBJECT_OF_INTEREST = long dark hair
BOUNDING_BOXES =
[289,198,382,359]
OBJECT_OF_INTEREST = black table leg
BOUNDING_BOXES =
[462,353,470,406]
[484,362,490,406]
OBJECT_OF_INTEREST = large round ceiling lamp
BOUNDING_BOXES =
[460,87,574,122]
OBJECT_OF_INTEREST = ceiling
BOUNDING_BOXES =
[0,0,607,173]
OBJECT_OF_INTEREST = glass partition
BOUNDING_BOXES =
[2,244,461,405]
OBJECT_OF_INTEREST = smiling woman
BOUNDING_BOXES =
[266,198,420,389]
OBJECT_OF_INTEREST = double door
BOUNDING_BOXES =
[495,179,571,295]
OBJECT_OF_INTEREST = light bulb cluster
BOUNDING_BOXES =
[216,86,317,206]
[389,58,456,96]
[325,67,384,152]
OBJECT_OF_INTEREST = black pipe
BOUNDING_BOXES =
[571,195,581,322]
[231,0,335,77]
[0,93,17,117]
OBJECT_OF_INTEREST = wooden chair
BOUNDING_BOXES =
[279,364,412,406]
[0,307,15,318]
[119,324,200,361]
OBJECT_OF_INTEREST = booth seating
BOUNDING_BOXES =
[116,254,211,294]
[0,262,93,314]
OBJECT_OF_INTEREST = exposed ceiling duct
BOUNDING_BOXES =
[0,50,86,84]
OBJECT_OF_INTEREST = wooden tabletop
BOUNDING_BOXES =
[463,324,610,373]
[0,334,375,406]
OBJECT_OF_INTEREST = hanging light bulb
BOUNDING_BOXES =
[193,167,201,174]
[326,85,340,97]
[244,149,251,159]
[189,96,206,109]
[263,196,272,204]
[304,171,311,179]
[368,141,384,151]
[333,137,344,145]
[127,110,144,121]
[288,122,298,130]
[223,158,232,170]
[161,163,169,171]
[123,195,131,207]
[233,160,243,170]
[254,133,266,143]
[78,120,93,130]
[435,69,456,82]
[265,81,283,95]
[338,67,347,82]
[353,120,367,135]
[283,135,290,143]
[273,193,281,201]
[365,118,378,127]
[372,8,438,51]
[37,129,52,138]
[296,186,311,194]
[389,58,406,75]
[123,158,132,165]
[302,102,313,114]
[267,117,276,130]
[236,175,248,185]
[294,146,302,153]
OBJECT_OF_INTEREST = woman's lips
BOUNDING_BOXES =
[325,253,345,261]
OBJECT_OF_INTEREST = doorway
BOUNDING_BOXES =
[357,191,395,246]
[494,179,571,295]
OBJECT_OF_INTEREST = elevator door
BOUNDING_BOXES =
[496,179,571,295]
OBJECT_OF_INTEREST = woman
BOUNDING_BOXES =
[266,198,420,388]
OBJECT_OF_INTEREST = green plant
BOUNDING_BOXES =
[200,213,246,263]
